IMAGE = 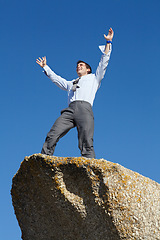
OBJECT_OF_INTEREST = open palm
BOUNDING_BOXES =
[36,56,47,68]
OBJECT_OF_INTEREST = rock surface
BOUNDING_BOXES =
[11,154,160,240]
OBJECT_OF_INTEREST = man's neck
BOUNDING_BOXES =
[77,73,88,77]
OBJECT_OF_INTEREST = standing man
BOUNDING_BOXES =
[36,27,114,158]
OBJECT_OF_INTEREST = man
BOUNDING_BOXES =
[36,27,114,158]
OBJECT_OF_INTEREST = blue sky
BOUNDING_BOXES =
[1,0,160,238]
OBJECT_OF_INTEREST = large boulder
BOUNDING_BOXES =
[11,154,160,240]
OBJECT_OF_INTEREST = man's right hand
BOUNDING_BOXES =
[36,56,47,68]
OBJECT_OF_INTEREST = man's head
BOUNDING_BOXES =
[76,60,92,77]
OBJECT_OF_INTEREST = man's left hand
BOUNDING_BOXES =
[104,28,114,41]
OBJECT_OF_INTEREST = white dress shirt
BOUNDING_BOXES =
[43,45,112,106]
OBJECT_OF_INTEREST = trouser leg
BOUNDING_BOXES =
[74,102,95,158]
[41,108,75,156]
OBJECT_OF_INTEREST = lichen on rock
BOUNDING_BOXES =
[11,154,160,240]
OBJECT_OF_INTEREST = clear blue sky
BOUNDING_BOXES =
[1,0,160,238]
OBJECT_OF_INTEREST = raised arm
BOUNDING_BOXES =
[104,27,114,54]
[95,28,114,84]
[36,56,71,91]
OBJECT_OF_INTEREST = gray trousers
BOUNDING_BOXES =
[41,101,95,158]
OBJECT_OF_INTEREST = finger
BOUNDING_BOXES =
[42,57,46,64]
[39,57,43,61]
[110,28,113,34]
[36,61,41,65]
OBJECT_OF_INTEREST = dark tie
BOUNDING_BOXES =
[72,78,80,91]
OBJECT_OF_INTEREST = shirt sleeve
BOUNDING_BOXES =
[43,65,72,91]
[95,45,112,85]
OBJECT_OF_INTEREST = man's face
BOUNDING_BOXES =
[76,62,90,77]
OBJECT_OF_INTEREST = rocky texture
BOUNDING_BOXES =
[11,154,160,240]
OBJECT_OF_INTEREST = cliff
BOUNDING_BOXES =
[11,154,160,240]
